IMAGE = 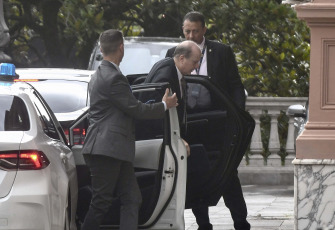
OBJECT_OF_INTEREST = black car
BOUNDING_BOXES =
[69,75,255,229]
[72,37,254,228]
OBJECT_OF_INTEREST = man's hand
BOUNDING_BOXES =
[162,88,178,109]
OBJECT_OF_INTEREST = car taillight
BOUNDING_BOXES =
[63,128,86,145]
[0,151,18,170]
[73,128,86,145]
[0,150,50,170]
[64,129,69,144]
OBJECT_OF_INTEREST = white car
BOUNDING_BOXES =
[0,63,78,230]
[15,68,95,139]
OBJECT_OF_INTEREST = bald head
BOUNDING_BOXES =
[174,40,201,59]
[173,40,201,75]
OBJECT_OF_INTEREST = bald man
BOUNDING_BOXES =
[144,40,201,135]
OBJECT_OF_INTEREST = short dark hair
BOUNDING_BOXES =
[173,41,194,59]
[183,11,205,28]
[99,29,123,55]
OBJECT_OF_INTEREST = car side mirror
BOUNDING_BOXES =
[287,104,306,118]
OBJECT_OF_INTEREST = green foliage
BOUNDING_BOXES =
[198,0,310,97]
[277,111,289,164]
[4,0,310,97]
[256,111,289,165]
[260,112,271,160]
[59,0,105,61]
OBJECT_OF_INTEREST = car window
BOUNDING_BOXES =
[133,88,166,140]
[90,41,178,75]
[31,92,60,140]
[0,95,30,131]
[28,80,88,113]
[121,48,152,75]
[121,43,175,75]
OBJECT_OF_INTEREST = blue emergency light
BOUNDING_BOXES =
[0,63,17,81]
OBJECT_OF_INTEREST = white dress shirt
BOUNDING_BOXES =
[191,37,208,76]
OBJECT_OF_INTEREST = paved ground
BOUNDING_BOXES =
[184,185,294,230]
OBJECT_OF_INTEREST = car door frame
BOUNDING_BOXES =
[183,75,255,208]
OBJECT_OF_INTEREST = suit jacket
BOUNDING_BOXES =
[82,60,165,162]
[144,57,186,134]
[166,39,245,109]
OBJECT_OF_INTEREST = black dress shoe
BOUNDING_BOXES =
[234,220,251,230]
[198,223,213,230]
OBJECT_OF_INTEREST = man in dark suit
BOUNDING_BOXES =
[80,29,178,230]
[145,40,201,141]
[166,14,245,110]
[166,11,250,230]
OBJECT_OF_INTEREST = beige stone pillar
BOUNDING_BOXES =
[294,1,335,229]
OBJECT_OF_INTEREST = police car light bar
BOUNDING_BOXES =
[0,63,18,81]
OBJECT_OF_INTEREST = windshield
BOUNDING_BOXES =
[120,43,173,75]
[91,42,177,76]
[29,80,88,113]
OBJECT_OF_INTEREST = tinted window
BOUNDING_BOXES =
[121,43,172,75]
[0,95,30,131]
[133,88,166,140]
[29,80,88,113]
[92,42,176,75]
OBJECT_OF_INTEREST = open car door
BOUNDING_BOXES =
[69,82,188,229]
[183,75,255,209]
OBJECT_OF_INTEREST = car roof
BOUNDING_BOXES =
[124,36,184,44]
[93,37,183,49]
[0,81,33,96]
[16,68,95,82]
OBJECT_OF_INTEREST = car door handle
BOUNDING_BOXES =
[164,169,174,174]
[60,152,68,164]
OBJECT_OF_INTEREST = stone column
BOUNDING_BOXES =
[294,1,335,229]
[0,0,11,62]
[247,110,265,166]
[285,115,296,166]
[267,110,281,166]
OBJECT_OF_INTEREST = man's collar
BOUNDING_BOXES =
[176,66,183,81]
[108,61,122,73]
[198,37,206,49]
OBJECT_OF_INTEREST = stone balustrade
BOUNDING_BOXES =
[239,96,308,185]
